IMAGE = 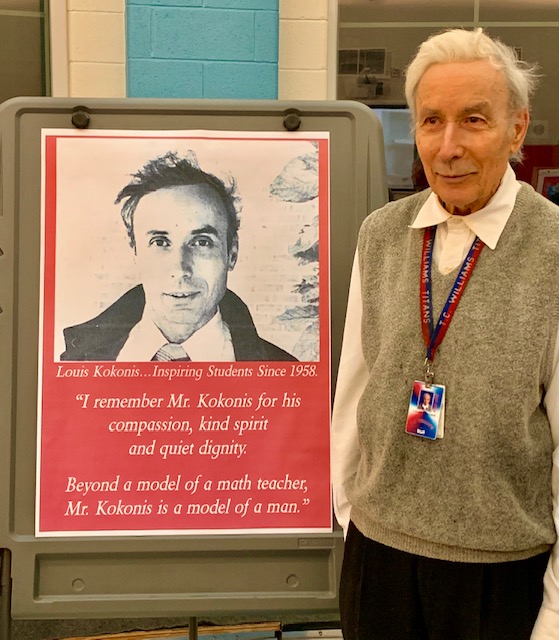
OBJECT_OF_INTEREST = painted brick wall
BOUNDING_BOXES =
[126,0,279,99]
[278,0,329,100]
[67,0,126,98]
[59,1,331,100]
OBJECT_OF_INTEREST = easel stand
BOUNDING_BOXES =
[0,95,375,640]
[189,617,198,640]
[0,550,11,640]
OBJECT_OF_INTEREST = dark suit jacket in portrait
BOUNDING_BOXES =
[60,285,297,362]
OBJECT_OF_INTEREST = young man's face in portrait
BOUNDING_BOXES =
[133,184,238,343]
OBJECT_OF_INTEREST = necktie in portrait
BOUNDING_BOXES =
[151,343,191,362]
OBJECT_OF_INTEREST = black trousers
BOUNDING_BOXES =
[340,521,549,640]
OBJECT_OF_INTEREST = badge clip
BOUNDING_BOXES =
[424,358,434,388]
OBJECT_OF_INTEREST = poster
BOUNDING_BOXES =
[535,168,559,206]
[36,129,331,536]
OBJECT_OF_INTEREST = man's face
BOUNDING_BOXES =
[133,184,238,343]
[422,393,431,406]
[414,60,529,215]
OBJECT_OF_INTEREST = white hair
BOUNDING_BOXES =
[404,28,539,161]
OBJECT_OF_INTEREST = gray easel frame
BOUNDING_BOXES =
[0,97,388,640]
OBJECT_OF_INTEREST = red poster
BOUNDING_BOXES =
[36,130,331,536]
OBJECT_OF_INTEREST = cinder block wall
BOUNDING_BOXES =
[63,0,331,100]
[126,0,279,99]
[67,0,126,97]
[278,0,329,100]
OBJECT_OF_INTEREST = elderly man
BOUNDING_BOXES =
[61,151,296,363]
[332,28,559,639]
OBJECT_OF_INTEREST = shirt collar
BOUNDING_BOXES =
[182,310,234,361]
[117,306,234,361]
[409,164,521,250]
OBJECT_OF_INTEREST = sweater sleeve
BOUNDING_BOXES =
[331,250,369,537]
[532,327,559,639]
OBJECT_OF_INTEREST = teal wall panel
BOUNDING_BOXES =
[204,61,277,98]
[126,0,279,99]
[152,9,254,60]
[127,59,204,97]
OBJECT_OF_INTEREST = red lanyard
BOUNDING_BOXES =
[420,226,484,378]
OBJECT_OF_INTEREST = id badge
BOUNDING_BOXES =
[405,380,445,440]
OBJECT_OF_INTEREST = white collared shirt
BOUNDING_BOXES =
[116,307,235,362]
[331,165,559,637]
[409,164,521,269]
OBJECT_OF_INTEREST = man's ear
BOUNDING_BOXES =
[228,236,239,271]
[510,108,530,154]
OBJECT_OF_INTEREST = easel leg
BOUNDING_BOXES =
[189,616,198,640]
[0,549,11,640]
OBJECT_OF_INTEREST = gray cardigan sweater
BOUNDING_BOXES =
[348,183,559,563]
